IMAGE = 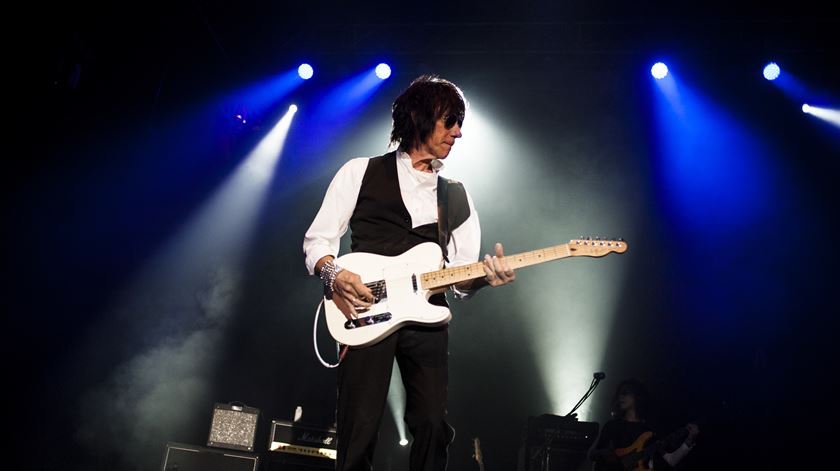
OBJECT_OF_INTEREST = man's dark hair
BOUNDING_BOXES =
[390,75,467,152]
[610,378,652,421]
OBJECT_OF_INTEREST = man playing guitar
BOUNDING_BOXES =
[590,379,699,470]
[303,75,515,470]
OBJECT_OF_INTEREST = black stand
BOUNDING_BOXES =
[565,374,603,419]
[530,374,604,471]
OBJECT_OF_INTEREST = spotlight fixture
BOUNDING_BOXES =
[298,63,314,80]
[802,103,811,114]
[289,104,298,113]
[375,63,392,80]
[651,62,669,80]
[399,438,409,446]
[763,62,780,81]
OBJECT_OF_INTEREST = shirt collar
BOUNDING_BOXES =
[397,150,444,174]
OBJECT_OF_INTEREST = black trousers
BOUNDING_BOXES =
[336,325,454,471]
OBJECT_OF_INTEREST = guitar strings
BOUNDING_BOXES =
[364,280,387,302]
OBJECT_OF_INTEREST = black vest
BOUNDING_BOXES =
[349,151,471,256]
[349,152,470,307]
[350,152,441,256]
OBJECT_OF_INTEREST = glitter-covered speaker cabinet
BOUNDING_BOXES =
[207,402,260,452]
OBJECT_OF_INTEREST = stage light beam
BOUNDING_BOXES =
[243,105,298,180]
[802,104,840,128]
[651,62,669,80]
[763,62,781,81]
[76,101,300,469]
[386,361,409,449]
[446,104,627,420]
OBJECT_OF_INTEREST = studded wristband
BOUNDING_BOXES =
[319,259,343,298]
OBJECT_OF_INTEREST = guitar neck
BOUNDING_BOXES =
[420,243,574,290]
[473,438,485,471]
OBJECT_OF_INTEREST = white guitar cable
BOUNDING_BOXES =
[313,299,347,368]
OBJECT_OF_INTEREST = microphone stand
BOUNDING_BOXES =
[531,374,605,471]
[566,375,603,419]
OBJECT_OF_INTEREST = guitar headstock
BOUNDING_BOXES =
[568,237,628,257]
[472,437,484,467]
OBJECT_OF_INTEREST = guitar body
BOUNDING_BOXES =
[615,431,654,471]
[609,425,687,471]
[325,242,451,347]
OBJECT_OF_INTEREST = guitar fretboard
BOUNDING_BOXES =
[420,243,575,290]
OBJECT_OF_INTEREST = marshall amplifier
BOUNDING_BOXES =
[267,419,336,469]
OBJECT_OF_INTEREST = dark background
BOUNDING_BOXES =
[8,1,839,470]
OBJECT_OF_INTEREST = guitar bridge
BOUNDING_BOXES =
[344,312,392,329]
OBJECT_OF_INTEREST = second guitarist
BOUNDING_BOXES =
[590,379,699,470]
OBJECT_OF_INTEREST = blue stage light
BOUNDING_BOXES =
[802,103,811,114]
[298,63,314,80]
[375,63,391,80]
[763,62,780,81]
[651,62,669,80]
[289,104,298,113]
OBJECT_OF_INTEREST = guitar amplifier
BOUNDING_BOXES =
[161,442,259,471]
[522,414,599,450]
[518,414,599,471]
[268,419,337,467]
[207,402,260,451]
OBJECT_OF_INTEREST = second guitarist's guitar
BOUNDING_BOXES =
[605,426,689,471]
[324,238,627,346]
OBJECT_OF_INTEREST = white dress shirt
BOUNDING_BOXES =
[303,151,482,296]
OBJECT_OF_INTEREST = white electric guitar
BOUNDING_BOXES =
[324,238,627,347]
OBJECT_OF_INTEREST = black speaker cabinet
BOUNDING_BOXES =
[518,444,590,471]
[517,415,599,471]
[161,442,259,471]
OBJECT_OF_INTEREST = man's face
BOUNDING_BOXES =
[618,389,635,411]
[420,113,463,159]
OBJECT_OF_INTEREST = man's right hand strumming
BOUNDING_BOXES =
[316,256,374,321]
[332,269,374,320]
